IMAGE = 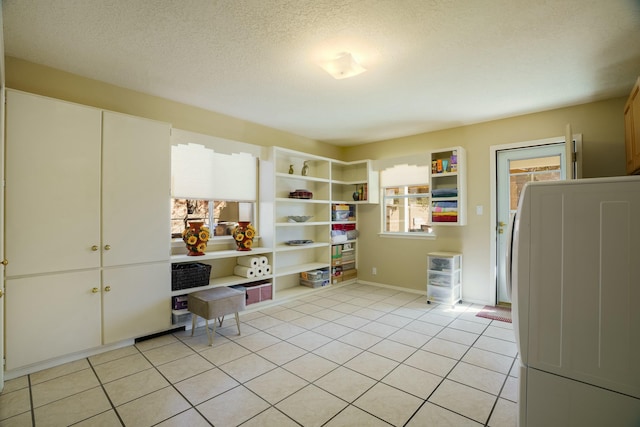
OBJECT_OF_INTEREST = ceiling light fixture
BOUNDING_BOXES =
[320,52,367,80]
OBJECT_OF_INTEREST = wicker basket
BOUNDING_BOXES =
[171,263,212,291]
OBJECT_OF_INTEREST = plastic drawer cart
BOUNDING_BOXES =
[427,252,462,305]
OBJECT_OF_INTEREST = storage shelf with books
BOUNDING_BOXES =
[260,147,378,301]
[331,202,358,284]
[429,147,467,226]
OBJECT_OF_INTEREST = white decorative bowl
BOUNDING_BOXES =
[287,215,313,223]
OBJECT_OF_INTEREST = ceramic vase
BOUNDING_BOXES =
[233,221,255,251]
[182,221,210,256]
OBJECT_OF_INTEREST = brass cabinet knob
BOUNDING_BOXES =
[1,259,8,266]
[104,245,111,250]
[92,287,99,293]
[91,245,99,251]
[104,286,111,292]
[0,289,4,298]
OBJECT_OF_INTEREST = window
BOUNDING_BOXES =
[170,130,260,240]
[376,160,433,237]
[171,199,255,238]
[383,185,432,234]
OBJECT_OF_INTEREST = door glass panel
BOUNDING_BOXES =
[508,155,561,210]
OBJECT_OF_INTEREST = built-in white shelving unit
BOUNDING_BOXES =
[260,147,379,299]
[429,147,467,226]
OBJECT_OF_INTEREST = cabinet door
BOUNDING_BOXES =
[624,102,635,174]
[102,112,171,266]
[5,271,102,370]
[631,83,640,172]
[102,263,171,344]
[5,91,102,276]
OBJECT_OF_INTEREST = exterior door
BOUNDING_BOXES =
[496,143,568,305]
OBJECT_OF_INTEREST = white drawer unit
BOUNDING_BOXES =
[427,252,462,305]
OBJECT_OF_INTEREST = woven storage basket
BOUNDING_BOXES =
[171,263,212,291]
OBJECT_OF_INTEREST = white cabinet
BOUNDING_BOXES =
[429,147,466,226]
[427,252,462,305]
[101,111,172,266]
[4,91,171,370]
[103,263,171,343]
[5,90,102,276]
[5,272,102,370]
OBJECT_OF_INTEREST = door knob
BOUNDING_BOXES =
[91,245,99,251]
[0,289,4,298]
[1,259,8,266]
[92,287,99,293]
[104,245,111,250]
[104,286,111,292]
[498,221,506,227]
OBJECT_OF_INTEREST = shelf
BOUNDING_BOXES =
[431,171,458,178]
[171,274,273,296]
[275,284,332,300]
[276,221,330,227]
[331,239,356,246]
[276,262,330,277]
[171,247,272,263]
[276,172,330,183]
[276,197,329,204]
[275,242,329,252]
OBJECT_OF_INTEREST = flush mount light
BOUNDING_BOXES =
[320,52,367,80]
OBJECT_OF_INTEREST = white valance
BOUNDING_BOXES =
[171,142,257,201]
[376,153,430,187]
[380,164,430,187]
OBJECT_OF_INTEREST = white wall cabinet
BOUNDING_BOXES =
[429,147,466,226]
[4,91,171,371]
[5,272,102,370]
[102,263,171,343]
[5,90,102,276]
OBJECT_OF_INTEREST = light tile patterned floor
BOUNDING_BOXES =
[0,283,519,426]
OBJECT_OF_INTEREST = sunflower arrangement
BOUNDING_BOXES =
[182,222,210,255]
[233,222,256,251]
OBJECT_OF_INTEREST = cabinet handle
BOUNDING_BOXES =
[91,245,99,251]
[1,259,8,266]
[104,245,111,250]
[104,286,111,292]
[92,287,99,293]
[0,289,4,298]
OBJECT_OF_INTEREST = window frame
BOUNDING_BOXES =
[380,184,435,238]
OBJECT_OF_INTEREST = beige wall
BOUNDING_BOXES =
[7,56,628,304]
[344,97,627,303]
[4,57,342,159]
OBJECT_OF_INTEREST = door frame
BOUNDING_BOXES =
[488,134,582,306]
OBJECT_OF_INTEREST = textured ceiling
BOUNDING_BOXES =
[3,0,640,146]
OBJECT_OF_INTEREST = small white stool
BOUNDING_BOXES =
[188,287,245,345]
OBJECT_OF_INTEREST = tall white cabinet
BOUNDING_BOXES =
[4,91,171,370]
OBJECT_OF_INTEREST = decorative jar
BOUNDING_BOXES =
[182,221,210,256]
[233,221,256,251]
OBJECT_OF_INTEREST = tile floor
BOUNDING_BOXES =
[0,282,519,427]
